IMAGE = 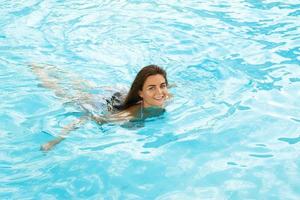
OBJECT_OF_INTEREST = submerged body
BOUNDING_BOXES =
[92,102,167,124]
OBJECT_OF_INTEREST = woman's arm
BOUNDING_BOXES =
[90,111,133,124]
[41,110,134,151]
[40,116,88,151]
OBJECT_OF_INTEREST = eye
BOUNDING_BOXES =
[148,86,155,90]
[160,84,167,89]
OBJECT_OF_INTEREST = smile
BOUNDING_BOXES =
[154,96,165,101]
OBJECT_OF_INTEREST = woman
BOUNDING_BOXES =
[35,64,170,151]
[93,65,170,121]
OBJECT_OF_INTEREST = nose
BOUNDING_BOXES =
[156,87,162,95]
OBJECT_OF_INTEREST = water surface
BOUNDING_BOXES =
[1,0,300,199]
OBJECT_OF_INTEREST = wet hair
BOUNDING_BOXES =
[115,65,168,110]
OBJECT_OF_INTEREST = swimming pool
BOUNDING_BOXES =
[1,0,300,199]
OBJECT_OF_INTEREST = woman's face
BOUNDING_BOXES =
[139,74,169,108]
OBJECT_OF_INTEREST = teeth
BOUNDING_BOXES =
[154,97,164,100]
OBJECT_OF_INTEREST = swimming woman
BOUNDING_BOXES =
[31,64,170,151]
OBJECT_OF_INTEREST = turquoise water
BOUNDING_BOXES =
[1,0,300,199]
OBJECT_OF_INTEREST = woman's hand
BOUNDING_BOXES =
[40,137,64,151]
[40,116,87,151]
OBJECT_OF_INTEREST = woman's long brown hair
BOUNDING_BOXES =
[120,65,168,110]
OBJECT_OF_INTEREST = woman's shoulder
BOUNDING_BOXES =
[106,103,141,120]
[126,103,141,114]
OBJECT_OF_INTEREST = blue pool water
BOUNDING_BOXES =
[1,0,300,199]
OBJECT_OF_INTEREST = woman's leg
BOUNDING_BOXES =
[30,63,95,104]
